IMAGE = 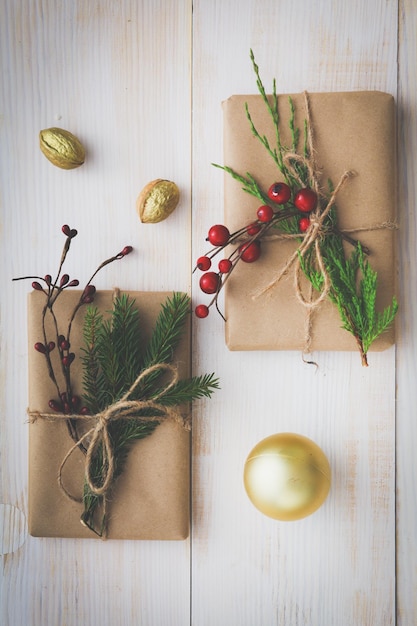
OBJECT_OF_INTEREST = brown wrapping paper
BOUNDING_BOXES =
[28,290,190,540]
[223,91,397,352]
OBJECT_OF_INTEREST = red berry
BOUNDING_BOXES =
[48,341,56,352]
[67,279,80,287]
[34,342,47,354]
[32,281,43,291]
[207,224,230,246]
[267,182,291,204]
[294,188,318,213]
[299,217,311,232]
[120,245,133,256]
[44,274,52,285]
[195,304,209,318]
[246,222,261,236]
[199,272,221,294]
[239,241,261,263]
[197,256,211,271]
[256,205,274,223]
[218,258,233,273]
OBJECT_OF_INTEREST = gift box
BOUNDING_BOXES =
[222,91,397,352]
[28,290,190,540]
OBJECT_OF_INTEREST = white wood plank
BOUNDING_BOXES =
[396,0,417,623]
[0,1,192,624]
[191,0,397,624]
[2,0,415,623]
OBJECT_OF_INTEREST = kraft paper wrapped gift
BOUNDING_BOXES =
[28,290,190,540]
[223,91,397,352]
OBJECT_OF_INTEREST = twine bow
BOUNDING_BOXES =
[29,362,187,504]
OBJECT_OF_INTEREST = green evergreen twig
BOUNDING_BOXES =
[80,292,219,536]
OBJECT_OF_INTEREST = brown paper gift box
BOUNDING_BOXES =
[222,92,397,352]
[28,290,190,540]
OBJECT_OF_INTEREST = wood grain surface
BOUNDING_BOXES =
[0,0,415,624]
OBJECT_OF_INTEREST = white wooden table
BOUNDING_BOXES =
[1,1,416,624]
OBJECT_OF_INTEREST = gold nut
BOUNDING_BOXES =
[39,127,85,169]
[136,179,180,223]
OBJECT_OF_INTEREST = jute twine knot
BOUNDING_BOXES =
[29,362,187,504]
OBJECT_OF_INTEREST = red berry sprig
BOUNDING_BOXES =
[193,182,321,318]
[13,226,133,444]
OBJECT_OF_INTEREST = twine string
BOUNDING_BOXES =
[29,362,186,504]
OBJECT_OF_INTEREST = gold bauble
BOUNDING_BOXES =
[243,433,331,521]
[136,179,180,223]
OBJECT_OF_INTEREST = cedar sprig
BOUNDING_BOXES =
[211,164,270,205]
[325,243,398,364]
[300,235,398,366]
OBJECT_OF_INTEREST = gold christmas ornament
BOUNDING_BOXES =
[243,433,331,521]
[39,128,85,169]
[136,179,180,223]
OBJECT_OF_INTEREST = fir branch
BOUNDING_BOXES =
[136,292,191,395]
[152,373,220,406]
[80,306,107,414]
[79,292,219,536]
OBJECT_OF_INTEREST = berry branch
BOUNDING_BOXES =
[13,226,133,444]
